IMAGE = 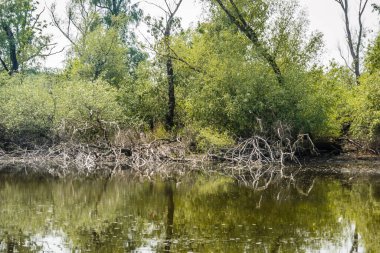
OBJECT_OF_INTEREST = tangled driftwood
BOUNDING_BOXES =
[207,130,316,190]
[0,125,316,191]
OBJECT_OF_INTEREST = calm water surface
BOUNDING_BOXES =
[0,168,380,252]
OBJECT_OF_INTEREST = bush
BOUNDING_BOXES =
[0,74,55,146]
[195,127,235,152]
[0,74,126,146]
[53,80,126,142]
[350,72,380,150]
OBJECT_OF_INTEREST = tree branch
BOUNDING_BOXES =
[0,53,9,73]
[214,0,283,85]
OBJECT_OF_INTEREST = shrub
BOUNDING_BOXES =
[0,75,55,146]
[350,72,380,150]
[53,80,126,142]
[0,74,126,146]
[195,127,235,152]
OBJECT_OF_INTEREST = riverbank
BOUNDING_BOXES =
[0,140,379,178]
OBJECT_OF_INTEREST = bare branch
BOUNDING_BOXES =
[338,45,355,72]
[144,1,169,15]
[31,7,45,30]
[48,3,77,46]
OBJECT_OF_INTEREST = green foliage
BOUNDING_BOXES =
[119,61,167,129]
[366,33,380,73]
[0,74,125,144]
[0,0,51,72]
[195,127,235,152]
[53,79,126,141]
[66,27,130,87]
[0,0,378,150]
[350,72,380,149]
[170,6,330,139]
[0,74,55,144]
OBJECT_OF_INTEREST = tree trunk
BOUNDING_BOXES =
[165,21,175,130]
[3,25,19,74]
[166,56,175,130]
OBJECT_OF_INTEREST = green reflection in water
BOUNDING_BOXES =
[0,171,379,252]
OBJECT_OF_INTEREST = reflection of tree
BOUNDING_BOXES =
[6,235,14,253]
[331,179,380,252]
[0,230,43,253]
[1,173,380,252]
[349,227,358,253]
[172,175,350,252]
[164,182,175,252]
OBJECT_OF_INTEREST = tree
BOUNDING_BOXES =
[89,0,145,71]
[334,0,370,84]
[50,0,145,75]
[145,0,184,130]
[366,34,380,73]
[212,0,284,85]
[90,0,142,27]
[0,0,54,75]
[166,0,327,138]
[66,27,130,86]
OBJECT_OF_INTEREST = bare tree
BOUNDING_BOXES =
[334,0,370,84]
[49,0,98,47]
[213,0,284,86]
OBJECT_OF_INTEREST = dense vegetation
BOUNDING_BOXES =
[0,0,379,153]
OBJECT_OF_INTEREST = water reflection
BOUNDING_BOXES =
[0,170,379,252]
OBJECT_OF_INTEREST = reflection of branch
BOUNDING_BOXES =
[164,183,174,252]
[295,178,315,196]
[349,227,359,253]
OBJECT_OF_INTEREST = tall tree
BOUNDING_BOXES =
[90,0,142,27]
[334,0,370,84]
[50,0,144,74]
[212,0,284,85]
[145,0,184,130]
[0,0,54,75]
[163,0,183,130]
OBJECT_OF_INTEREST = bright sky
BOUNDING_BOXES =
[41,0,380,69]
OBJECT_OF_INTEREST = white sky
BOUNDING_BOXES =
[40,0,380,69]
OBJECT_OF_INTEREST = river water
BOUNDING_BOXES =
[0,167,379,252]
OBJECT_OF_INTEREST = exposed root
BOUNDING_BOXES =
[0,126,316,190]
[207,129,316,190]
